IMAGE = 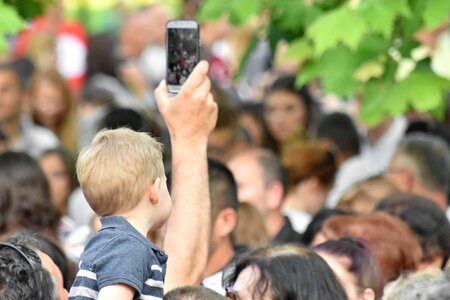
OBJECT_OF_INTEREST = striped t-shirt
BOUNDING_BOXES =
[69,216,167,299]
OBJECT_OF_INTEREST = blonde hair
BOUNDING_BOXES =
[76,128,164,216]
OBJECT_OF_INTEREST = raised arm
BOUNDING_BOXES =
[155,61,217,292]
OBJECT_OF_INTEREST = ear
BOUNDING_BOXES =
[266,181,284,211]
[359,288,375,300]
[213,208,238,238]
[148,177,161,205]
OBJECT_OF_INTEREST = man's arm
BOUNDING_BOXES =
[155,61,217,292]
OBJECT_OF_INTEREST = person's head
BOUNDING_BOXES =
[281,140,337,214]
[208,84,249,162]
[225,244,347,300]
[76,128,170,228]
[263,75,312,144]
[28,69,73,131]
[314,237,383,300]
[0,233,68,300]
[208,159,239,252]
[383,269,448,300]
[316,212,423,284]
[376,194,450,269]
[387,133,450,209]
[302,208,354,246]
[100,107,162,139]
[239,102,265,147]
[86,33,119,79]
[26,32,57,72]
[0,152,59,237]
[227,148,285,217]
[234,202,269,248]
[337,176,399,215]
[0,62,24,124]
[164,285,228,300]
[39,148,78,216]
[316,112,360,163]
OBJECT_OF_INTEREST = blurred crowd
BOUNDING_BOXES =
[1,0,450,299]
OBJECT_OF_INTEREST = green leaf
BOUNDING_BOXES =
[360,81,391,125]
[307,6,368,55]
[423,0,450,29]
[358,0,411,38]
[407,71,450,111]
[281,38,313,64]
[196,0,228,21]
[0,2,24,34]
[4,0,48,19]
[299,46,361,96]
[229,0,262,25]
[269,0,322,32]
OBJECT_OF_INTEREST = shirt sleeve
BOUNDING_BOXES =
[93,233,148,294]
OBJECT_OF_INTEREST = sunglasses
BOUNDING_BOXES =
[0,242,52,300]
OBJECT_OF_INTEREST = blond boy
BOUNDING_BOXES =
[69,128,171,299]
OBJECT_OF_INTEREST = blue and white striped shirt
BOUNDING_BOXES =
[69,216,167,299]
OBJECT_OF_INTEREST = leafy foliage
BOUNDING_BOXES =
[0,0,51,54]
[199,0,450,124]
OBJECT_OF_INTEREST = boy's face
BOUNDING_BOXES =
[153,176,172,229]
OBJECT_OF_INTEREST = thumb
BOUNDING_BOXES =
[155,80,169,108]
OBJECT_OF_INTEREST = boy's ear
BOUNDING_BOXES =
[149,178,161,205]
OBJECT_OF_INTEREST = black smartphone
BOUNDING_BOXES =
[166,20,200,94]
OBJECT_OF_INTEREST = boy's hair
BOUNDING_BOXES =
[76,128,164,216]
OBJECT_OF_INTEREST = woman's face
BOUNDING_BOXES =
[317,251,361,300]
[264,90,307,143]
[32,80,67,129]
[40,153,72,215]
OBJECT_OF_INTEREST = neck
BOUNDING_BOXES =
[283,186,328,216]
[266,211,285,238]
[2,118,21,149]
[120,200,153,237]
[204,238,234,278]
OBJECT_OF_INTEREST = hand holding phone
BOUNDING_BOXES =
[166,20,200,94]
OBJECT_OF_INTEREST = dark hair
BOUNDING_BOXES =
[0,152,59,237]
[226,244,347,300]
[211,83,240,131]
[316,112,361,157]
[265,75,313,123]
[164,285,228,300]
[302,208,354,245]
[0,58,34,89]
[314,237,384,299]
[208,159,239,219]
[100,108,162,139]
[41,147,79,192]
[376,194,450,268]
[396,133,450,195]
[0,233,55,300]
[86,33,119,79]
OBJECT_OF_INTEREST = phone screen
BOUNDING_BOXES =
[167,28,199,87]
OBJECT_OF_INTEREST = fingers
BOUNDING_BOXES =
[181,61,209,93]
[193,76,211,102]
